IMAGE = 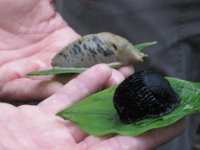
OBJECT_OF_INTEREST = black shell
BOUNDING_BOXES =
[113,71,180,124]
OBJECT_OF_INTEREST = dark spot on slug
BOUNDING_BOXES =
[88,47,96,54]
[103,48,114,57]
[92,36,104,46]
[83,44,88,50]
[87,47,97,59]
[59,52,67,59]
[92,36,112,56]
[94,41,114,57]
[72,47,78,56]
[112,44,117,50]
[73,44,82,54]
[81,52,85,56]
[113,71,180,124]
[97,47,102,53]
[96,44,104,54]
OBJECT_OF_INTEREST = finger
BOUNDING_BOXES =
[103,65,134,88]
[46,66,130,142]
[103,69,125,88]
[38,64,112,114]
[118,65,134,78]
[89,119,185,150]
[78,136,108,149]
[65,121,88,143]
[0,57,51,90]
[66,68,125,143]
[38,64,112,143]
[141,118,186,149]
[0,78,63,102]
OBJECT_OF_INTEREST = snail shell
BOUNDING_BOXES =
[52,32,147,68]
[113,71,180,124]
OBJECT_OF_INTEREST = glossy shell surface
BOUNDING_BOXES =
[52,32,147,68]
[113,71,180,124]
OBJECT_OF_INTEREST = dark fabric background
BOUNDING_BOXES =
[56,1,200,149]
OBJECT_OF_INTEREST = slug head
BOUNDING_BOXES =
[113,71,180,124]
[99,32,148,65]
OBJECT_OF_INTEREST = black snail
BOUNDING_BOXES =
[113,71,180,124]
[52,32,147,68]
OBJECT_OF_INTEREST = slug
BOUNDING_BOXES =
[51,32,147,68]
[113,71,180,124]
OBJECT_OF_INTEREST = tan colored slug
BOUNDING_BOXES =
[51,32,148,68]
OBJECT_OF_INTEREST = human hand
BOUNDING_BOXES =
[0,0,134,102]
[0,0,81,101]
[0,65,185,150]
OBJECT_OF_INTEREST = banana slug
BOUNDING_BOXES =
[51,32,148,68]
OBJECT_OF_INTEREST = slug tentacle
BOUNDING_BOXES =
[52,32,148,68]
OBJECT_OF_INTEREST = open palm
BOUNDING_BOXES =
[0,0,80,101]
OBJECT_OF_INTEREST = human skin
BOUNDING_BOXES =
[0,1,185,149]
[0,0,133,102]
[0,64,185,150]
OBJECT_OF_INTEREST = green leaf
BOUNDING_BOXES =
[27,67,86,76]
[135,41,157,51]
[57,77,200,136]
[27,63,122,76]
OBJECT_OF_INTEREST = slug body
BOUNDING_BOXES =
[113,71,180,124]
[52,32,147,68]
